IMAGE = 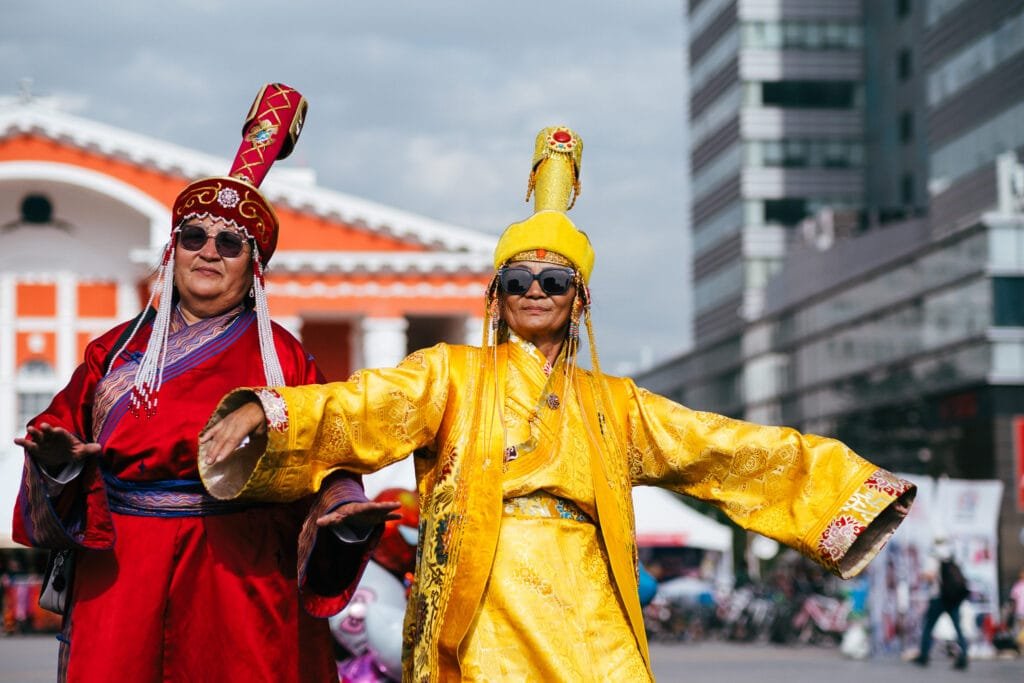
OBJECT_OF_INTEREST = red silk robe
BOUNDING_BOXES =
[13,308,368,683]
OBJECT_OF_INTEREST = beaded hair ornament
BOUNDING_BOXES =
[111,83,307,415]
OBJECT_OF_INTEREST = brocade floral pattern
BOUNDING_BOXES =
[816,468,913,571]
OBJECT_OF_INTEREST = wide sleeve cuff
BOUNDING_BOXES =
[200,387,322,502]
[297,472,379,617]
[39,459,86,497]
[809,469,916,579]
[15,456,114,550]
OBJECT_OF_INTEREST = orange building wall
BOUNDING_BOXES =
[0,134,187,208]
[266,271,489,318]
[77,282,118,317]
[15,331,56,368]
[15,283,56,317]
[277,210,428,253]
[77,331,99,361]
[1,133,433,254]
[3,132,489,330]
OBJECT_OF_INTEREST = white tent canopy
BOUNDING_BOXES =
[632,486,732,551]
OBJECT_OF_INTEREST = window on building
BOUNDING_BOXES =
[821,140,858,168]
[760,140,782,166]
[17,392,53,431]
[20,194,53,224]
[899,111,914,143]
[803,22,824,49]
[901,173,915,205]
[764,198,808,226]
[741,20,862,51]
[898,48,912,80]
[993,277,1024,326]
[18,360,54,378]
[16,360,56,429]
[746,258,783,289]
[782,139,808,167]
[748,139,862,168]
[761,81,858,108]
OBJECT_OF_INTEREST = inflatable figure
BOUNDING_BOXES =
[331,488,419,682]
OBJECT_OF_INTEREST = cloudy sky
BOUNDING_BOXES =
[2,1,691,374]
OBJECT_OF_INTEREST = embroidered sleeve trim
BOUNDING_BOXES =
[255,388,289,433]
[816,469,914,574]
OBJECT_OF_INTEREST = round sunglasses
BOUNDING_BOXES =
[498,266,576,296]
[176,225,250,259]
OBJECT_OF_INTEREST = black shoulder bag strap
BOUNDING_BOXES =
[103,306,157,375]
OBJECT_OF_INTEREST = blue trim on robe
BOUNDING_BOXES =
[102,470,258,518]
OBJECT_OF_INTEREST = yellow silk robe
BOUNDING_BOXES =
[202,341,915,683]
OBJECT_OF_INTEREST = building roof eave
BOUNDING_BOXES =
[0,101,497,254]
[129,248,495,275]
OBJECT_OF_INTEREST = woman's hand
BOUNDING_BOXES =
[14,423,101,472]
[199,400,268,466]
[316,500,402,529]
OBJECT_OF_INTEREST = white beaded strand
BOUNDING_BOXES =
[129,241,177,415]
[252,253,285,387]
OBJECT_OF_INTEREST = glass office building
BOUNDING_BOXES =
[643,0,1024,591]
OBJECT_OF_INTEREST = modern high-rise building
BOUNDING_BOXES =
[670,0,867,417]
[642,0,1024,593]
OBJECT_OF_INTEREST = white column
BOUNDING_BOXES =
[117,279,139,319]
[360,317,408,369]
[148,216,167,252]
[358,316,414,497]
[0,274,16,447]
[463,315,484,346]
[56,272,77,384]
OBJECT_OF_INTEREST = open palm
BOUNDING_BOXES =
[14,422,101,471]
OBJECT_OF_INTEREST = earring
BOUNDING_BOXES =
[568,295,583,344]
[488,296,500,330]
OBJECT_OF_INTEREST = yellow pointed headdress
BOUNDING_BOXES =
[493,126,595,283]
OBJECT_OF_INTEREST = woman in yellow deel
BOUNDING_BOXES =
[199,126,916,683]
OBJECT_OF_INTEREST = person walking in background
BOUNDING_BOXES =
[199,125,916,682]
[11,84,394,682]
[912,537,970,670]
[1010,567,1024,648]
[0,556,30,635]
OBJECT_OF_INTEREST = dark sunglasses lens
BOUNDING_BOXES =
[499,268,573,295]
[178,226,207,251]
[499,269,532,295]
[214,232,245,258]
[178,226,245,257]
[539,270,572,295]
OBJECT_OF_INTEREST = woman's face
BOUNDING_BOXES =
[173,215,253,321]
[499,260,576,346]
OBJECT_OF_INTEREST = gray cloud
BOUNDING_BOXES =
[3,0,691,372]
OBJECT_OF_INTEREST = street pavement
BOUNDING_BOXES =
[1,634,1021,681]
[649,640,1022,682]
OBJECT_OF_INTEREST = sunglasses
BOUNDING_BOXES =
[176,225,249,259]
[498,267,576,296]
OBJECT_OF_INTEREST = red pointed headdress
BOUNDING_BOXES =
[170,83,308,264]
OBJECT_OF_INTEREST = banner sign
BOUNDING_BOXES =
[1014,417,1024,511]
[866,475,1003,657]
